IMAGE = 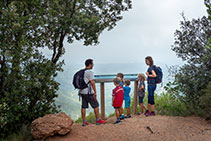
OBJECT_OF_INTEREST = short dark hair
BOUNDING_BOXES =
[85,59,93,67]
[113,77,121,84]
[125,80,131,86]
[145,56,154,66]
[117,73,124,79]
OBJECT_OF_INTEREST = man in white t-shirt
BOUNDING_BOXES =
[79,59,106,126]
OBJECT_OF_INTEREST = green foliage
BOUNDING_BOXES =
[199,82,211,120]
[108,91,190,118]
[108,112,116,117]
[75,112,96,124]
[171,13,211,112]
[168,2,211,118]
[205,0,211,20]
[0,124,32,141]
[155,92,190,116]
[0,0,131,137]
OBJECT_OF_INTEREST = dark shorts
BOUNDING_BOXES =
[138,96,144,104]
[147,84,157,105]
[81,94,99,109]
[114,107,121,109]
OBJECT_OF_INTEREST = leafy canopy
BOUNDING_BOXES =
[0,0,132,137]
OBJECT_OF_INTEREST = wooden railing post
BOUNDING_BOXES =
[133,81,138,115]
[100,82,105,119]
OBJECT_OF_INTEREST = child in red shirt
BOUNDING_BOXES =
[112,77,124,124]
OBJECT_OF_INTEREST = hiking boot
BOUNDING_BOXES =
[96,118,106,125]
[82,121,89,126]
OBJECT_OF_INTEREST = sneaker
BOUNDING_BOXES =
[114,119,121,124]
[148,112,155,116]
[96,118,106,125]
[145,110,150,117]
[126,115,131,118]
[137,112,140,115]
[120,115,125,120]
[82,121,89,126]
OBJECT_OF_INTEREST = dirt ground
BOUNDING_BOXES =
[47,115,211,141]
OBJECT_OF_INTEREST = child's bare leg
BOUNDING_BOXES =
[138,103,141,113]
[143,104,146,112]
[126,108,129,115]
[140,103,146,113]
[120,107,124,115]
[140,103,144,113]
[147,104,151,111]
[118,108,122,117]
[151,105,154,112]
[115,109,120,119]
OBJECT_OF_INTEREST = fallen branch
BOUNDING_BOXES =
[146,126,154,134]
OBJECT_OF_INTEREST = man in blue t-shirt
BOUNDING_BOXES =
[123,80,131,118]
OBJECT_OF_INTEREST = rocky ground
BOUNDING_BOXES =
[47,115,211,141]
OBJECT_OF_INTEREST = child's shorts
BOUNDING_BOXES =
[114,107,121,109]
[138,96,144,104]
[125,99,131,108]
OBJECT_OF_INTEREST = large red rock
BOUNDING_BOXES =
[30,112,73,139]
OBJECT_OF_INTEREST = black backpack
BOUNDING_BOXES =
[72,69,88,89]
[153,65,163,84]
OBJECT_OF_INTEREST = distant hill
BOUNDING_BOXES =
[55,62,170,120]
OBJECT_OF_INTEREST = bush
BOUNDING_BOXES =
[155,93,190,116]
[0,124,32,141]
[0,59,61,137]
[170,9,211,116]
[75,112,97,123]
[199,82,211,120]
[109,91,189,117]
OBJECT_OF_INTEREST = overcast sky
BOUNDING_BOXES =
[49,0,208,66]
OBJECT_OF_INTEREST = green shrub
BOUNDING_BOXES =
[108,112,116,117]
[155,93,190,116]
[170,6,211,116]
[76,91,192,122]
[75,112,97,123]
[199,82,211,120]
[0,124,32,141]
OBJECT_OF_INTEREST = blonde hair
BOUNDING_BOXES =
[138,73,146,81]
[113,77,121,84]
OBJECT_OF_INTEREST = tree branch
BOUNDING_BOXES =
[51,0,77,64]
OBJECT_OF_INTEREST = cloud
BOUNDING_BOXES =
[62,0,207,65]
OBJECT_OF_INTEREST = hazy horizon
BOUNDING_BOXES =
[48,0,208,120]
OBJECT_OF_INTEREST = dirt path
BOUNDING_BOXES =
[47,115,211,141]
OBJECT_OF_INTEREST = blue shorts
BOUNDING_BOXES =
[125,100,131,108]
[138,96,144,104]
[147,84,157,105]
